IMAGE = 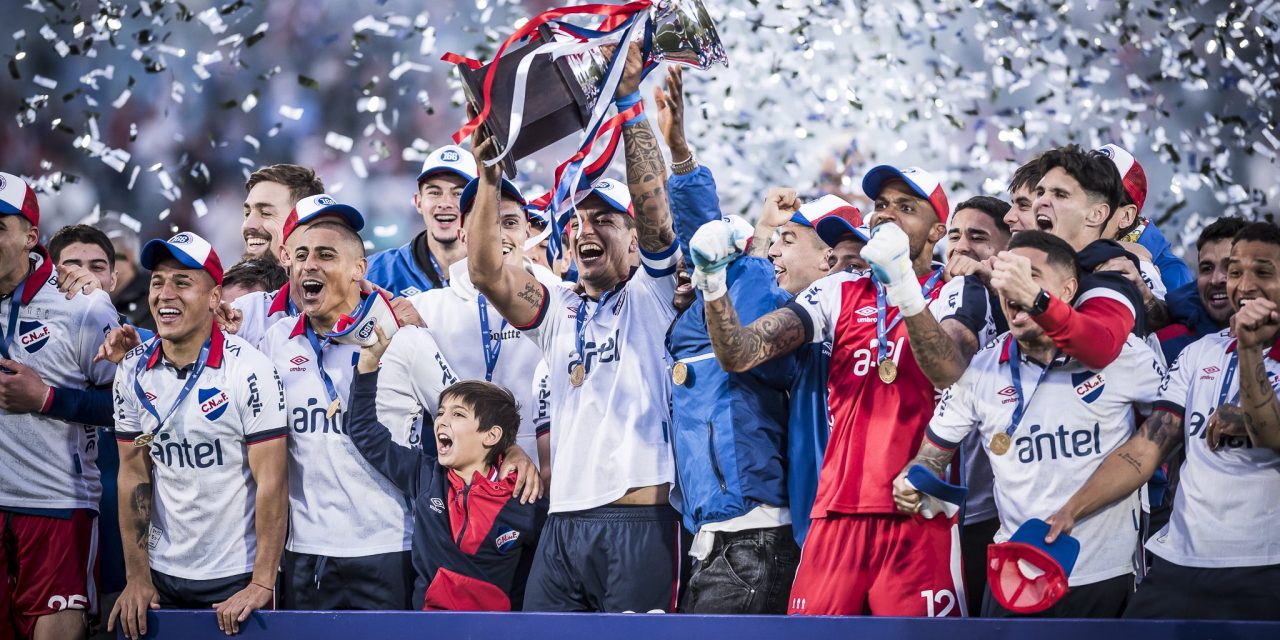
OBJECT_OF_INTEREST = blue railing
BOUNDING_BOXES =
[122,610,1280,639]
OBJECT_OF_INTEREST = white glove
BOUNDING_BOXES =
[862,222,926,316]
[690,219,748,301]
[691,268,728,301]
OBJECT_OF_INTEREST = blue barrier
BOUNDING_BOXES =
[122,610,1280,639]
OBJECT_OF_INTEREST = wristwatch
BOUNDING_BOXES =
[1028,289,1051,316]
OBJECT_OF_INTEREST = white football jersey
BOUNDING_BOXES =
[928,334,1164,586]
[519,244,679,512]
[113,329,286,580]
[373,326,460,447]
[401,258,559,462]
[259,314,412,557]
[1148,329,1280,568]
[0,252,117,511]
[231,284,295,349]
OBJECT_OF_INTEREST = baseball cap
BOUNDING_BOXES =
[0,172,40,227]
[327,289,401,347]
[417,145,478,184]
[1096,143,1147,213]
[797,194,870,247]
[140,231,224,285]
[459,177,529,217]
[903,464,967,520]
[583,178,632,216]
[282,194,366,242]
[862,165,950,225]
[986,518,1080,614]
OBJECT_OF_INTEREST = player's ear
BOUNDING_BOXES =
[1060,276,1078,304]
[482,425,503,448]
[209,283,223,311]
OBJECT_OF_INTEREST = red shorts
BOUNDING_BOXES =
[0,510,96,639]
[789,512,965,617]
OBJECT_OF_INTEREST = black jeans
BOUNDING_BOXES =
[682,525,799,614]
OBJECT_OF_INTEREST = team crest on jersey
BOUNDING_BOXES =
[494,527,520,552]
[997,385,1018,404]
[1071,371,1105,404]
[198,387,230,420]
[17,320,50,353]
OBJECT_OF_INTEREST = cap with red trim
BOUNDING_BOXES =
[0,172,40,227]
[795,194,869,247]
[458,177,529,217]
[583,178,632,216]
[1096,144,1147,213]
[986,518,1080,614]
[141,231,224,285]
[282,194,366,242]
[862,165,949,225]
[417,145,477,184]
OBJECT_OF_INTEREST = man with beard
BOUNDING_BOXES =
[365,146,477,297]
[1158,217,1248,362]
[241,165,325,263]
[468,44,684,612]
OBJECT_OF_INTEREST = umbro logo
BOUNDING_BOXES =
[429,497,444,514]
[855,305,876,323]
[997,385,1017,404]
[289,355,309,372]
[290,356,309,366]
[401,287,422,296]
[1200,366,1220,380]
[145,392,157,402]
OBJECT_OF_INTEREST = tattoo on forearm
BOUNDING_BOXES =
[914,443,954,477]
[1137,411,1185,461]
[906,316,974,388]
[1144,298,1171,332]
[747,229,772,258]
[706,300,804,371]
[1237,348,1280,444]
[622,120,676,252]
[517,282,543,310]
[130,483,152,548]
[1118,452,1143,474]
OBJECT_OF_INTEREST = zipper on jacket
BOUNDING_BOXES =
[455,484,473,546]
[707,422,727,493]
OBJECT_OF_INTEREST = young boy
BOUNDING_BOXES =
[346,327,539,611]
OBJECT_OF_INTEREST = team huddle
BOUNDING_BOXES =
[1,51,1278,640]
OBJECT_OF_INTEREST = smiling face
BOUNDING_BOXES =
[242,181,293,262]
[1005,184,1038,233]
[998,246,1078,346]
[1031,167,1109,250]
[768,222,831,294]
[570,200,636,296]
[869,180,945,263]
[947,207,1011,263]
[1227,240,1280,314]
[462,199,529,268]
[149,260,220,342]
[433,394,502,471]
[292,224,367,328]
[1198,238,1233,326]
[0,216,37,289]
[414,174,468,245]
[58,241,117,293]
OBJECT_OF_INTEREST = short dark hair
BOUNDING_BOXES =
[222,258,287,293]
[245,164,325,206]
[1034,145,1125,221]
[953,196,1011,236]
[302,220,365,257]
[1198,217,1249,252]
[1008,154,1044,195]
[1232,222,1280,250]
[439,381,520,467]
[1008,229,1080,283]
[48,224,115,269]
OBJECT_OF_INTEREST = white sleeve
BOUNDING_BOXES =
[1117,337,1167,415]
[1139,260,1167,301]
[532,359,551,438]
[1156,340,1196,415]
[79,293,120,387]
[632,241,679,311]
[112,350,143,437]
[925,369,982,449]
[517,283,574,354]
[786,271,859,344]
[239,355,288,443]
[375,327,459,447]
[231,292,271,348]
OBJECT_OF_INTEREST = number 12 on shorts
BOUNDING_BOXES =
[920,589,956,617]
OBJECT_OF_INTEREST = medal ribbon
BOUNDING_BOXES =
[304,322,342,407]
[427,251,449,287]
[873,268,943,365]
[0,273,29,360]
[133,334,213,439]
[573,288,620,370]
[1000,337,1057,442]
[1218,347,1240,407]
[477,294,507,382]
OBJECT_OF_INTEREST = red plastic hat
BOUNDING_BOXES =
[987,518,1079,614]
[862,165,949,225]
[0,172,40,227]
[1096,144,1147,213]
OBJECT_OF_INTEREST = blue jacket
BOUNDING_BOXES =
[365,234,445,297]
[786,341,830,546]
[666,166,796,534]
[1137,222,1193,291]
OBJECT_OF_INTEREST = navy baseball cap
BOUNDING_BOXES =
[459,177,528,217]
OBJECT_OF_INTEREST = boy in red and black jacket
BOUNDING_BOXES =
[346,327,539,611]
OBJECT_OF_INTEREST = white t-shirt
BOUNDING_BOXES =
[0,252,117,511]
[232,284,295,349]
[259,314,412,557]
[373,326,460,447]
[401,258,560,462]
[113,329,286,580]
[927,334,1165,586]
[519,244,680,512]
[1148,329,1280,568]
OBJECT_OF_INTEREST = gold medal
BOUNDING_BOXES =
[671,362,689,386]
[325,398,341,421]
[990,432,1012,456]
[877,359,898,384]
[133,433,154,448]
[570,363,586,387]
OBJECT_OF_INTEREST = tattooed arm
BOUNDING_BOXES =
[903,313,980,389]
[892,440,957,515]
[705,296,807,373]
[1229,299,1280,453]
[1046,409,1185,541]
[617,44,676,254]
[109,441,160,638]
[465,125,545,327]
